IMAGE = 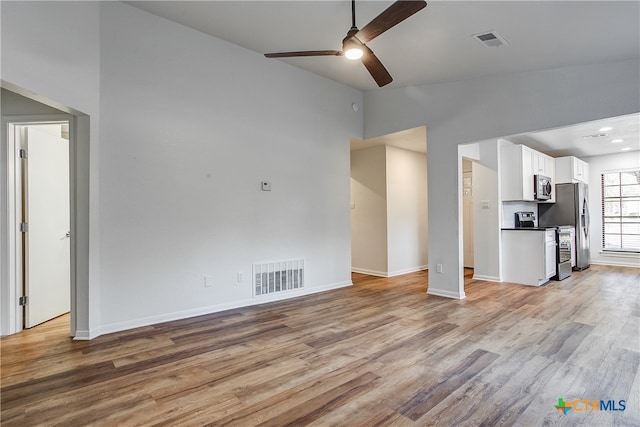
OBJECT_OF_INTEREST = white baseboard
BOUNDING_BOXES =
[427,287,466,300]
[387,265,428,277]
[351,267,388,277]
[472,274,502,282]
[591,260,640,268]
[352,265,427,278]
[73,330,92,341]
[97,280,353,338]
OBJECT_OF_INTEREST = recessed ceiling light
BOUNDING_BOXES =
[620,147,631,151]
[611,139,624,143]
[599,126,613,132]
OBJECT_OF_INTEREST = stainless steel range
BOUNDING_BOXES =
[555,226,573,280]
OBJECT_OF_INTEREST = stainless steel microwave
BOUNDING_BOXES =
[534,174,552,200]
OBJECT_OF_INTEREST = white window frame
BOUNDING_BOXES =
[601,168,640,253]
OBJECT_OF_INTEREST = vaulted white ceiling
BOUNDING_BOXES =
[127,1,639,91]
[127,1,639,157]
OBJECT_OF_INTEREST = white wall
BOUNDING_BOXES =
[364,59,640,299]
[472,162,501,281]
[2,1,363,337]
[502,202,539,228]
[350,145,388,275]
[583,151,640,268]
[96,2,362,332]
[386,146,428,276]
[351,144,427,277]
[1,0,101,338]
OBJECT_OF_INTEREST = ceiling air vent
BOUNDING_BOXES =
[473,31,508,48]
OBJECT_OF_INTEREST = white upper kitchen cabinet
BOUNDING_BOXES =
[501,143,534,201]
[501,142,556,203]
[532,150,554,178]
[555,156,589,184]
[532,151,556,203]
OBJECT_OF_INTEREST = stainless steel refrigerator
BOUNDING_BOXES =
[538,183,590,270]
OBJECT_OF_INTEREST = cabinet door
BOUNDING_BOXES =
[572,157,580,181]
[545,154,556,202]
[544,155,554,178]
[572,157,585,182]
[578,160,588,184]
[583,162,589,184]
[545,233,557,279]
[522,147,534,201]
[533,152,544,174]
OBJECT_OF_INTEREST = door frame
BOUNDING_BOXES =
[3,115,76,336]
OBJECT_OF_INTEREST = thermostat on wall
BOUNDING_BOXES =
[261,181,272,191]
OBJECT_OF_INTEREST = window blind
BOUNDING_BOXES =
[601,169,640,253]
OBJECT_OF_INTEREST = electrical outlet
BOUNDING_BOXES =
[237,272,243,283]
[436,264,443,273]
[204,276,214,288]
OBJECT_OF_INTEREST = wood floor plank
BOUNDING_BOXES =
[397,348,501,421]
[253,371,380,427]
[1,264,638,426]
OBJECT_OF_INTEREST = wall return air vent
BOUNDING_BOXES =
[253,259,304,297]
[473,31,508,48]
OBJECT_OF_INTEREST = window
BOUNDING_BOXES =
[602,170,640,252]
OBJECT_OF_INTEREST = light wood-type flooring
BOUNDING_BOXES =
[1,265,639,426]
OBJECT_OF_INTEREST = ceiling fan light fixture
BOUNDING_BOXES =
[264,0,427,87]
[345,47,363,60]
[343,37,363,60]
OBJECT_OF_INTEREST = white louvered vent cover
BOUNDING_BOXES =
[473,31,508,48]
[253,259,304,297]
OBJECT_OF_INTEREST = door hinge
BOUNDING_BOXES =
[19,296,28,306]
[19,222,28,233]
[19,149,27,159]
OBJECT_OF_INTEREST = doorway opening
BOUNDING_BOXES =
[350,126,428,279]
[458,141,503,295]
[6,119,72,332]
[462,159,474,272]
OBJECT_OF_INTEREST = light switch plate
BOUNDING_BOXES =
[204,276,214,288]
[261,181,272,191]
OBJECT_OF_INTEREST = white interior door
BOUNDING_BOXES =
[24,125,70,328]
[463,170,474,268]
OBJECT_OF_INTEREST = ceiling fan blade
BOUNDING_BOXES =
[361,45,392,87]
[355,1,427,43]
[265,50,342,58]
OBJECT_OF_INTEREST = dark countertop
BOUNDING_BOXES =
[501,227,557,231]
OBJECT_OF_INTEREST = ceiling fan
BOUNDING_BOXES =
[264,0,427,87]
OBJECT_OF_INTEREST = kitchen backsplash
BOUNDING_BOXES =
[502,201,538,228]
